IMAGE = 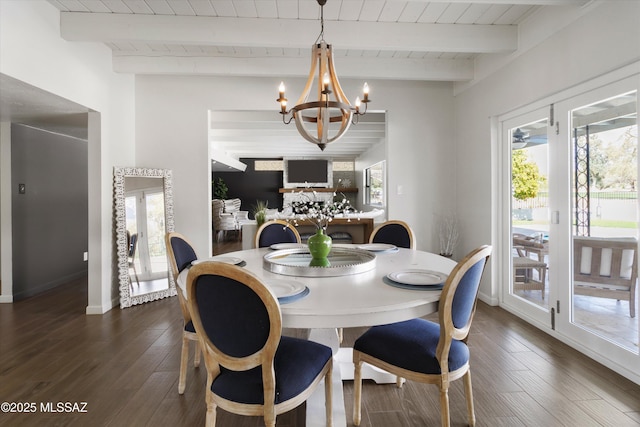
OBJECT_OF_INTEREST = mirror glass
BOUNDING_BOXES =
[114,167,176,308]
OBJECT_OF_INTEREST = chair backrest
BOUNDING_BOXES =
[437,245,492,368]
[369,220,415,249]
[573,236,638,288]
[255,220,301,248]
[212,199,224,216]
[165,232,198,280]
[165,232,198,326]
[127,232,138,258]
[224,198,242,213]
[186,262,281,382]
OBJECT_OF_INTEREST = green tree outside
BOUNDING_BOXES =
[512,149,544,200]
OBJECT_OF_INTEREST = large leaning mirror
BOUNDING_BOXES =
[114,167,176,308]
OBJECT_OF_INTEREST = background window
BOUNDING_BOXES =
[365,161,385,206]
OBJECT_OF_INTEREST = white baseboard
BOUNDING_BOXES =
[85,301,114,315]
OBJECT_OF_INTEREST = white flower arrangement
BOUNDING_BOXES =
[289,190,359,231]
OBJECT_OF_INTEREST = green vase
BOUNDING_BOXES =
[307,228,332,260]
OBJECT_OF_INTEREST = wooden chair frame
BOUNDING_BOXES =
[353,245,492,427]
[186,262,332,427]
[254,219,301,248]
[512,256,547,298]
[165,232,201,394]
[368,220,416,249]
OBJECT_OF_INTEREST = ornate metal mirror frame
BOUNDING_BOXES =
[114,167,176,308]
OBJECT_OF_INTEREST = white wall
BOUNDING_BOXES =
[454,1,640,304]
[0,0,135,313]
[135,76,455,256]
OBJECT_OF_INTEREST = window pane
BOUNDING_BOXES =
[510,118,550,311]
[366,161,385,206]
[571,91,638,350]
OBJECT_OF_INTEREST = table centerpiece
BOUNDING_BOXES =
[288,190,359,261]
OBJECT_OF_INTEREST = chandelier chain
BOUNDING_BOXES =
[315,1,325,44]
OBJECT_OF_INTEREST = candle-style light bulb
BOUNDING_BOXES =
[323,73,330,92]
[355,97,361,113]
[277,82,288,113]
[362,82,369,102]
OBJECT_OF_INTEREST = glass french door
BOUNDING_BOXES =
[556,83,639,365]
[503,109,554,326]
[502,75,639,380]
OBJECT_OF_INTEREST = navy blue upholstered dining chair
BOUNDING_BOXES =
[186,261,333,427]
[254,219,301,248]
[352,245,492,427]
[369,220,416,249]
[165,232,201,395]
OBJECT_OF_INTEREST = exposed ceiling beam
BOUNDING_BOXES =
[112,55,474,81]
[60,12,517,54]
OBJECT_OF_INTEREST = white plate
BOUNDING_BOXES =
[332,243,356,248]
[270,243,306,250]
[265,279,306,298]
[357,243,397,252]
[387,269,447,286]
[192,256,244,266]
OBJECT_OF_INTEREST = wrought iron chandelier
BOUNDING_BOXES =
[277,0,370,151]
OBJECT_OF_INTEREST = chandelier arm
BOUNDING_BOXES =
[281,113,295,125]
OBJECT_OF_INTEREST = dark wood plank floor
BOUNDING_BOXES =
[1,245,640,426]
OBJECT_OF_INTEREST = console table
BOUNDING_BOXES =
[241,217,374,249]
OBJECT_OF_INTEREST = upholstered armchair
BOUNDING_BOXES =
[212,199,239,242]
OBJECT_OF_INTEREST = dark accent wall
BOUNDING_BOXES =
[11,124,88,299]
[213,158,283,217]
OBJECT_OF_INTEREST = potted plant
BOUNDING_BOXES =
[213,177,228,200]
[252,200,268,227]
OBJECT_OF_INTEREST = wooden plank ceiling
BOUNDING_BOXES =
[26,1,589,166]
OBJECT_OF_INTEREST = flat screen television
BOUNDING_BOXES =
[286,160,329,186]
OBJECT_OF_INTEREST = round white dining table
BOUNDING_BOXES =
[186,246,456,328]
[178,246,456,427]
